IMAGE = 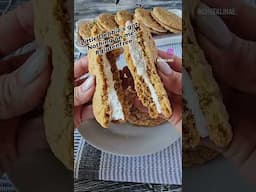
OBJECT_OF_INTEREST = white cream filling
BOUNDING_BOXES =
[102,55,125,120]
[125,21,162,113]
[183,69,209,137]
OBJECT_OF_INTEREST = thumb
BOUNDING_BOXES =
[195,4,256,94]
[0,47,51,119]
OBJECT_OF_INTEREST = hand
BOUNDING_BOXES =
[134,50,182,134]
[195,0,256,185]
[157,50,182,134]
[74,56,95,128]
[195,0,256,94]
[0,2,51,173]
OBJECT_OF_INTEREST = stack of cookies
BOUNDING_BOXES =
[77,7,182,41]
[79,21,95,39]
[134,8,167,35]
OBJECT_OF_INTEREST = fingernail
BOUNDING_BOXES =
[166,48,174,57]
[157,57,173,76]
[76,73,90,82]
[195,3,233,49]
[82,74,95,92]
[19,46,49,85]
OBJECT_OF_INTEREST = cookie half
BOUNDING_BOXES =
[183,44,232,148]
[122,80,167,127]
[88,26,126,128]
[124,21,172,120]
[183,98,200,150]
[128,106,167,126]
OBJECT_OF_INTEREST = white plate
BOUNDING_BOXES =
[79,120,180,156]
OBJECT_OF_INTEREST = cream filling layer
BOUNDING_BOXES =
[102,55,125,120]
[183,69,209,137]
[125,21,162,113]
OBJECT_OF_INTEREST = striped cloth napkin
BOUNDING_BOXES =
[74,131,182,185]
[0,175,16,192]
[74,42,182,185]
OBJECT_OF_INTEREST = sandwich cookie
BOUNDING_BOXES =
[97,13,124,56]
[183,44,232,148]
[134,8,167,34]
[183,98,200,150]
[88,25,126,128]
[124,20,172,120]
[151,7,182,33]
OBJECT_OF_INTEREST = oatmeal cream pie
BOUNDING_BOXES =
[124,20,172,120]
[115,10,133,28]
[151,7,182,33]
[182,0,232,166]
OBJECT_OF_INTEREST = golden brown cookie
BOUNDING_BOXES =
[97,13,118,31]
[78,21,95,39]
[151,7,182,32]
[124,21,172,120]
[115,10,133,28]
[34,0,73,170]
[134,8,167,33]
[88,25,126,128]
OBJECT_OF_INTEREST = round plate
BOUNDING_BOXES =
[79,120,180,156]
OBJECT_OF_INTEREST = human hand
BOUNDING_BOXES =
[195,0,256,185]
[223,91,256,185]
[74,56,95,128]
[195,0,256,94]
[157,50,182,134]
[0,2,51,173]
